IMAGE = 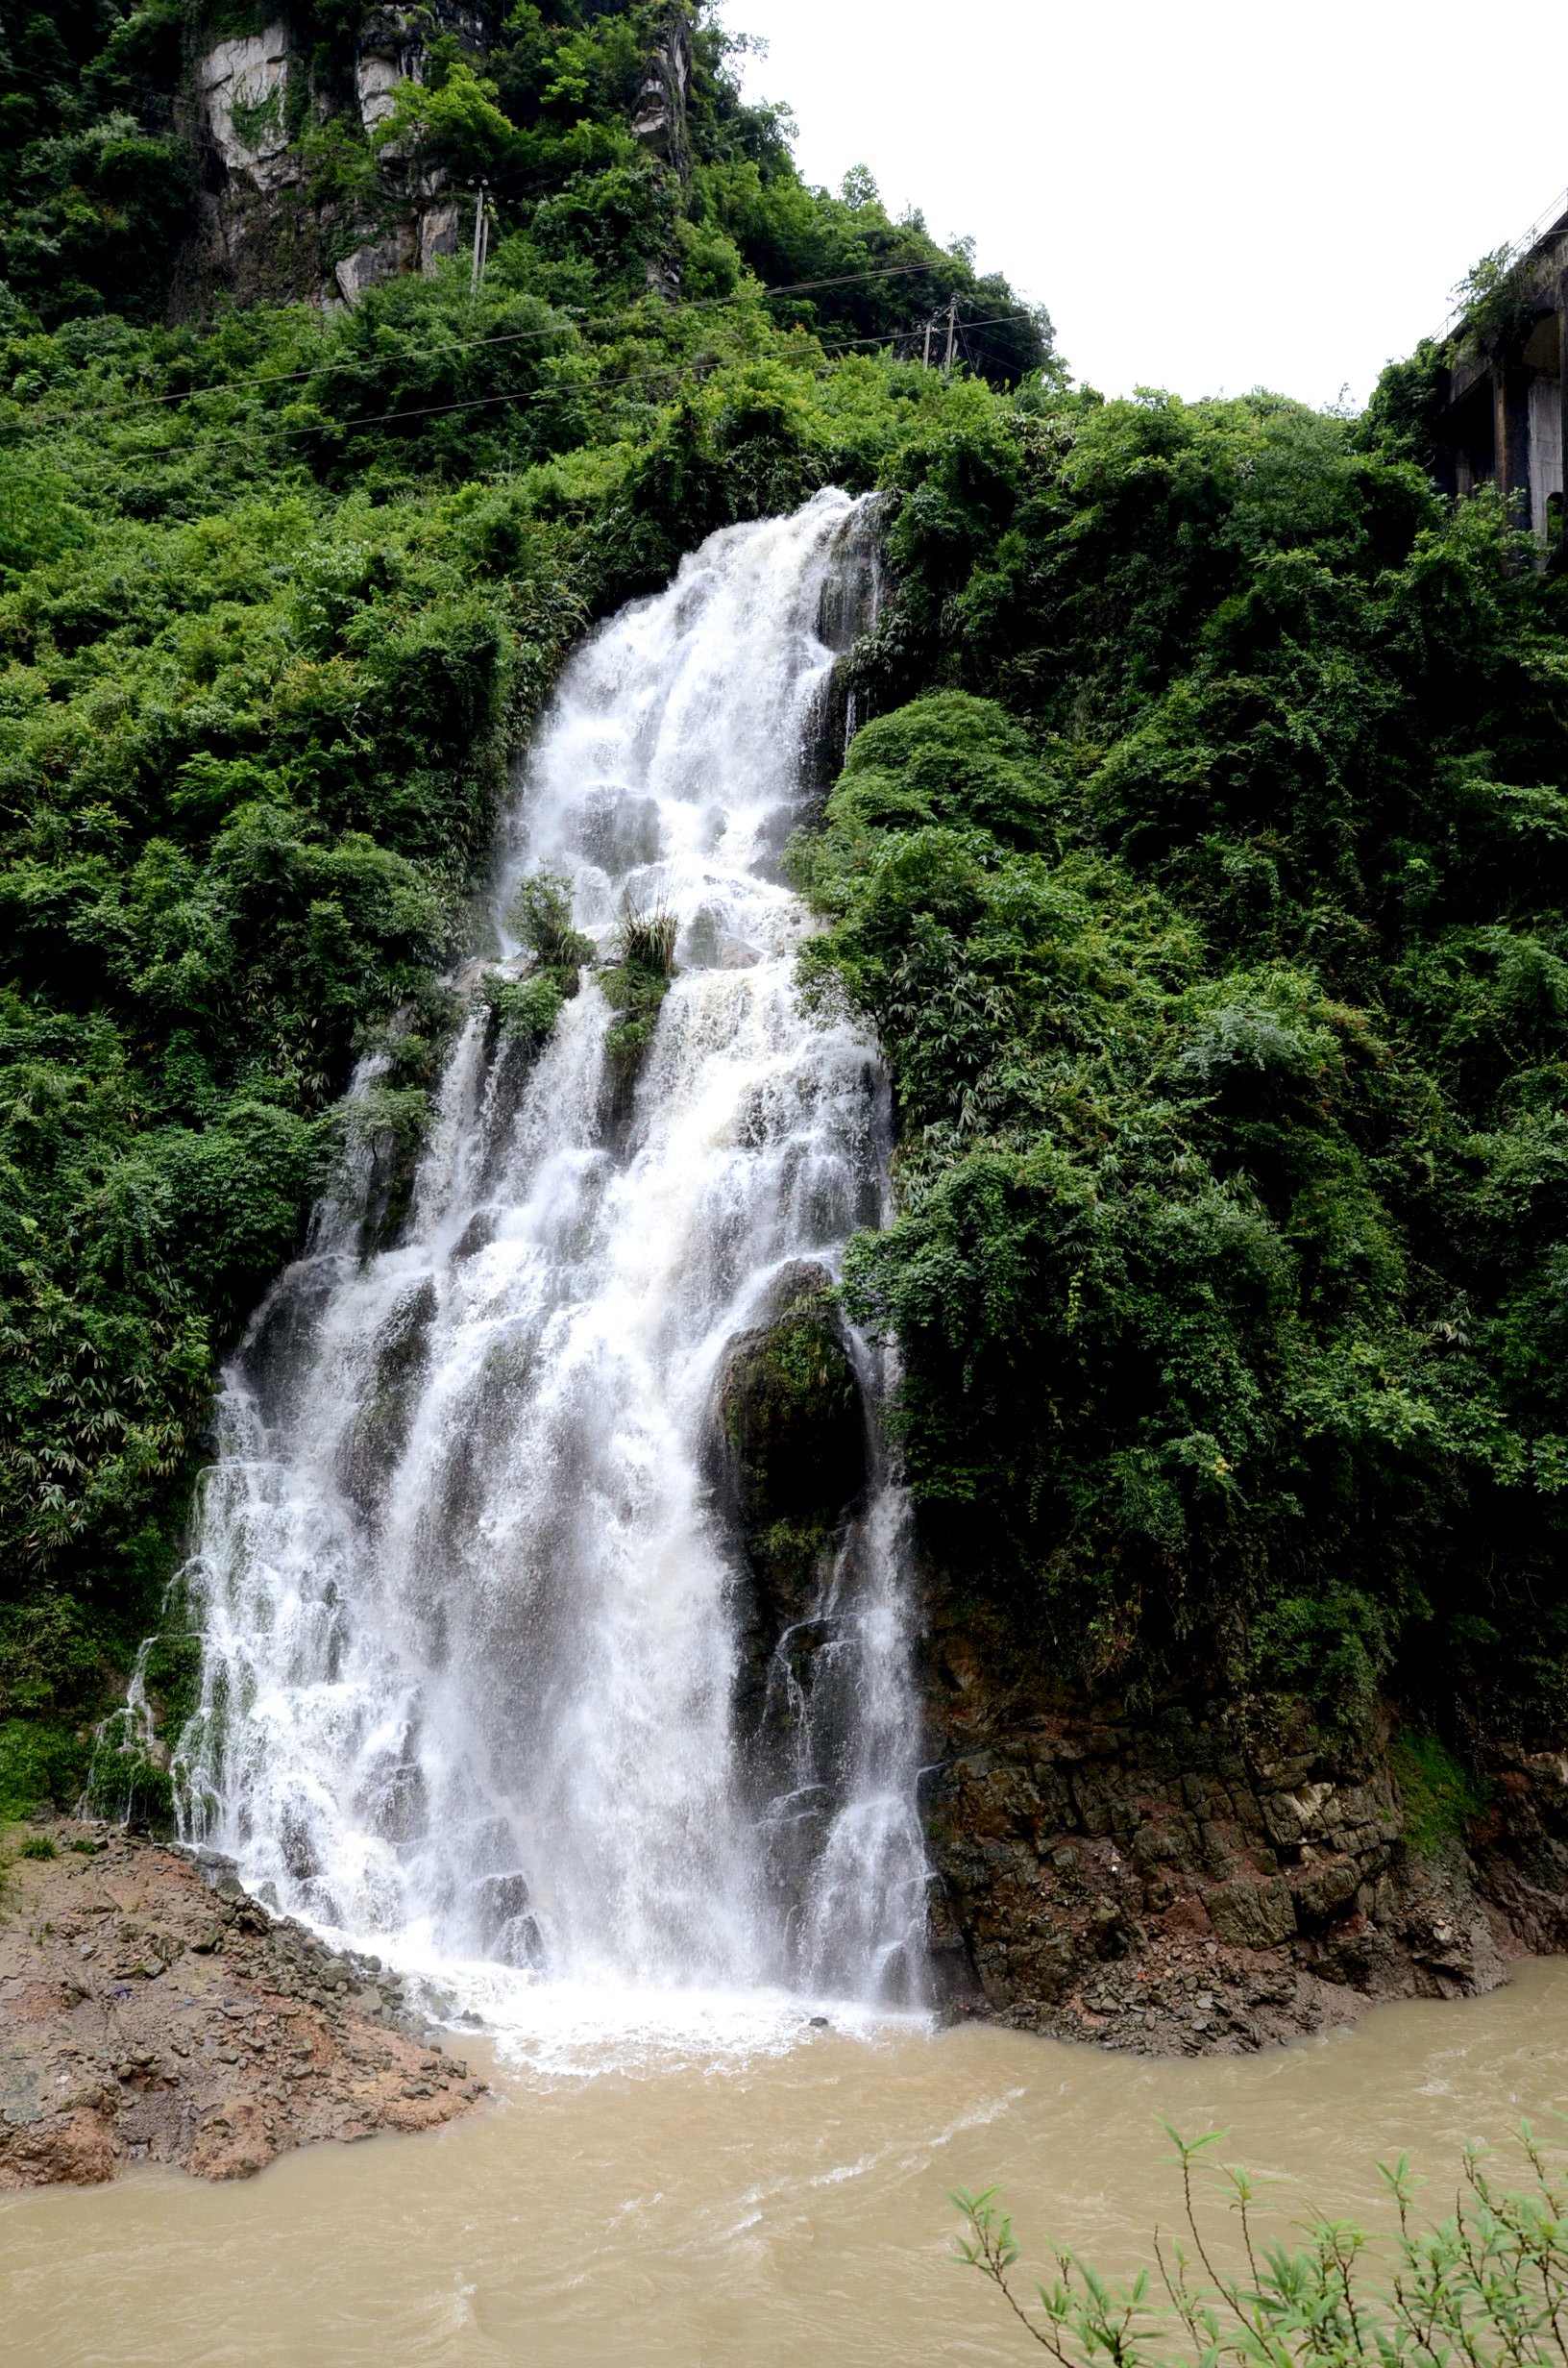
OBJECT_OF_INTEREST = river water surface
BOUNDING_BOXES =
[5,1962,1568,2366]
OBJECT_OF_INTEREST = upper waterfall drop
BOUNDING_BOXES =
[168,488,929,2023]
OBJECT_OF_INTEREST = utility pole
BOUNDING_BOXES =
[470,178,489,298]
[943,294,957,379]
[922,314,933,370]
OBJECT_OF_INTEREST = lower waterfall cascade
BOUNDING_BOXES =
[148,488,931,2033]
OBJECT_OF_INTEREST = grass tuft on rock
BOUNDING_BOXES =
[1392,1733,1491,1857]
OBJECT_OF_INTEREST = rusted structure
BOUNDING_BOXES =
[1433,196,1568,546]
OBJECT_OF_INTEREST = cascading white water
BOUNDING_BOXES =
[164,488,928,2024]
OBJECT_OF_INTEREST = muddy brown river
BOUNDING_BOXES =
[4,1961,1568,2366]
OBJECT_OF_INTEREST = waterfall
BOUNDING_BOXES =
[162,488,928,2023]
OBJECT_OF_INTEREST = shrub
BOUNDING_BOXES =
[484,972,565,1050]
[0,1718,90,1820]
[614,898,677,976]
[953,2125,1568,2367]
[510,869,596,972]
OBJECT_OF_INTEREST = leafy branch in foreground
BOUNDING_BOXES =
[951,2122,1568,2365]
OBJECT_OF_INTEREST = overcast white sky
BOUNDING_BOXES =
[727,0,1566,408]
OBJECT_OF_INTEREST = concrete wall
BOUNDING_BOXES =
[1433,215,1568,561]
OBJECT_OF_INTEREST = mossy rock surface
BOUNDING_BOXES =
[717,1268,866,1629]
[600,960,673,1081]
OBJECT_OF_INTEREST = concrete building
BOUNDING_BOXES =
[1433,197,1568,548]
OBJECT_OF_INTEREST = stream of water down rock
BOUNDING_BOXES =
[159,487,928,2037]
[19,497,1568,2368]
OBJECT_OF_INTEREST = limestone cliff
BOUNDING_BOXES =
[179,4,482,310]
[92,1,693,317]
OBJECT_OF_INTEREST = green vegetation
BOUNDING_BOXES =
[952,2126,1568,2367]
[0,0,1562,1799]
[1391,1733,1492,1855]
[1451,245,1541,370]
[0,0,189,327]
[0,1715,90,1818]
[795,386,1568,1732]
[485,971,567,1050]
[600,898,678,1078]
[723,1292,859,1489]
[0,0,1048,1799]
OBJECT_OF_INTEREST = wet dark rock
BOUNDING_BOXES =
[360,1758,430,1847]
[377,1278,439,1371]
[238,1259,340,1429]
[470,1872,543,1968]
[337,1277,439,1514]
[711,1270,869,1820]
[714,1270,865,1633]
[914,1591,1568,2055]
[576,786,664,875]
[452,1210,497,1262]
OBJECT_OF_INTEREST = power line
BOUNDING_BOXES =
[21,259,1037,430]
[72,314,1032,467]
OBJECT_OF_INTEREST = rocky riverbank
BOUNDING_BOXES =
[919,1600,1568,2055]
[0,1817,485,2187]
[711,1292,1568,2058]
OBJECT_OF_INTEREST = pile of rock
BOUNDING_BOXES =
[0,1819,487,2187]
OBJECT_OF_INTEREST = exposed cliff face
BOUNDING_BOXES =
[705,1250,1568,2049]
[630,8,692,179]
[629,6,691,292]
[916,1591,1568,2052]
[181,3,480,310]
[177,2,698,313]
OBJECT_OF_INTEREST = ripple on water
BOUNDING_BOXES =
[6,1964,1568,2368]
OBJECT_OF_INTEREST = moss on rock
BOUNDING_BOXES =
[718,1273,866,1635]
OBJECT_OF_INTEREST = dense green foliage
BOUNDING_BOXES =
[0,0,1048,373]
[0,0,188,326]
[0,2,1052,1797]
[0,0,1560,1793]
[797,389,1568,1727]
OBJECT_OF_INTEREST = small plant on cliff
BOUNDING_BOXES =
[765,1301,857,1420]
[482,973,566,1052]
[953,2123,1568,2366]
[615,900,678,980]
[600,895,679,1077]
[511,871,596,979]
[371,61,519,182]
[228,81,284,157]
